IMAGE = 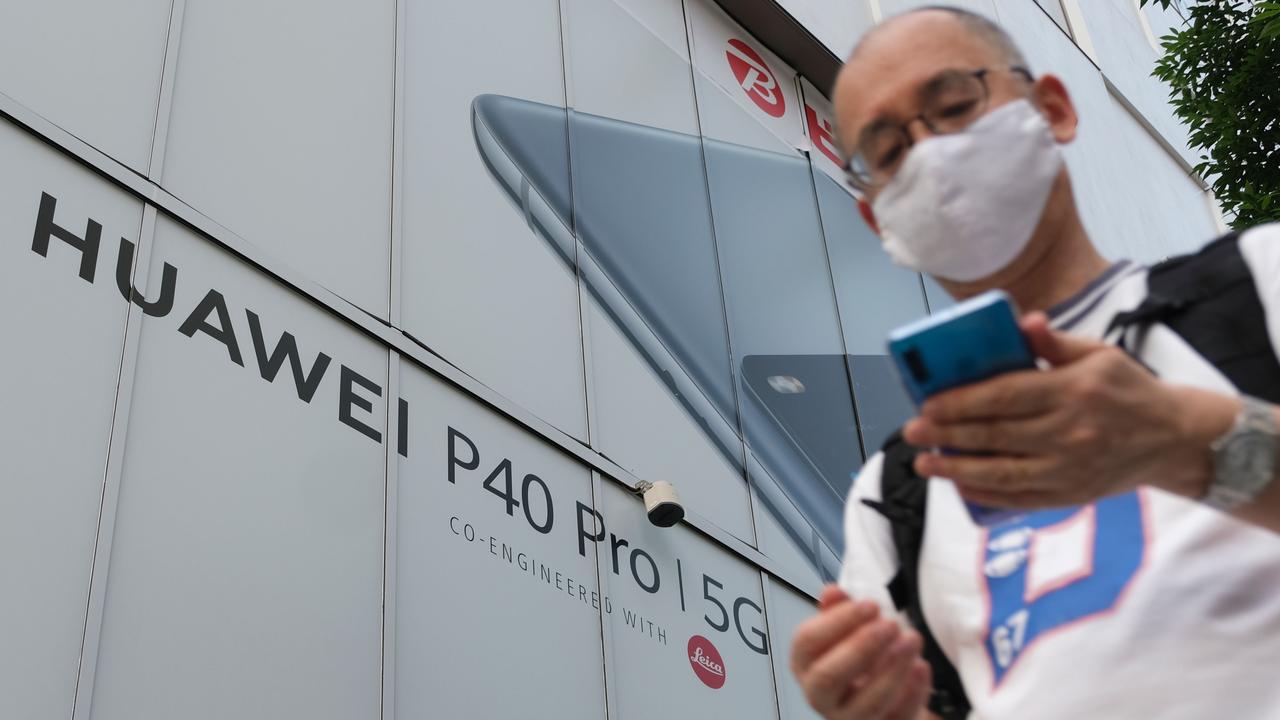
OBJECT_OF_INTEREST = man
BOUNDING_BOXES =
[791,6,1280,720]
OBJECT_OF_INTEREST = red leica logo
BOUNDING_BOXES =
[725,39,785,117]
[687,635,727,689]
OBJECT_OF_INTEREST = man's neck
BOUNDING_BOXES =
[1002,214,1110,314]
[939,174,1110,314]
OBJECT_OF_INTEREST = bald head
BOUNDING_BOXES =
[851,7,1026,68]
[831,7,1034,163]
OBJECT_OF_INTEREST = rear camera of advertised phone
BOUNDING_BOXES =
[767,375,806,394]
[903,347,931,384]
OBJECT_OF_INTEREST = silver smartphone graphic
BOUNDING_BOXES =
[473,93,866,578]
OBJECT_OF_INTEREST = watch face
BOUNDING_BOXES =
[1224,432,1277,487]
[1211,398,1279,508]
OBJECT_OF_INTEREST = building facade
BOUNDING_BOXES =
[0,1,1217,718]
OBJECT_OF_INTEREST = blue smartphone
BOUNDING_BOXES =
[887,289,1036,526]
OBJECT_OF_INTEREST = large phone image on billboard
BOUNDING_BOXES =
[473,94,894,578]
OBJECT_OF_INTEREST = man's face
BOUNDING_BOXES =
[833,12,1037,202]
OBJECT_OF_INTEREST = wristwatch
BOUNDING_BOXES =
[1204,395,1279,511]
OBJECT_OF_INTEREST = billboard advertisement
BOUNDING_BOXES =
[0,0,1219,718]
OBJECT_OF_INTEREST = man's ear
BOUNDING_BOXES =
[1033,74,1078,144]
[857,197,881,235]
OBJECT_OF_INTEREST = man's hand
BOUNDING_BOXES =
[790,585,932,720]
[901,312,1239,508]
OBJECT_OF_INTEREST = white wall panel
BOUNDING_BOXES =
[583,301,757,542]
[810,164,925,456]
[752,485,824,590]
[1085,92,1216,260]
[1034,0,1071,32]
[775,0,875,59]
[706,147,845,358]
[764,582,823,720]
[799,78,850,186]
[0,122,139,720]
[922,274,955,313]
[1076,1,1197,167]
[693,72,793,153]
[395,367,607,719]
[563,0,756,543]
[160,0,395,317]
[598,481,779,719]
[696,83,859,581]
[611,0,692,56]
[687,0,806,151]
[401,0,589,440]
[0,0,171,173]
[565,0,698,134]
[87,216,385,720]
[811,166,925,356]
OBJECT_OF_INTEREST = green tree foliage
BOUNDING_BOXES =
[1140,0,1280,228]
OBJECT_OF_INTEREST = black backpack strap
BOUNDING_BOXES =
[861,431,970,720]
[1107,232,1280,403]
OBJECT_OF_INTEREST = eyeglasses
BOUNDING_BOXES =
[841,66,1034,192]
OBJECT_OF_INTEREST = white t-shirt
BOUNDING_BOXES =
[839,225,1280,720]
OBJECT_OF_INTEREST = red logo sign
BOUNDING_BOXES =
[805,104,842,166]
[688,635,727,689]
[725,39,785,118]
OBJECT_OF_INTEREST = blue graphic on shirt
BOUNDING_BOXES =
[982,491,1145,684]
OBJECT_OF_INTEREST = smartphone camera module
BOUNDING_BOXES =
[902,347,931,385]
[767,375,806,394]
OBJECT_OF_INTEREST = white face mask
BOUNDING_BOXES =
[870,98,1064,282]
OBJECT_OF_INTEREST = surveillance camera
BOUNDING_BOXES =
[637,480,684,528]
